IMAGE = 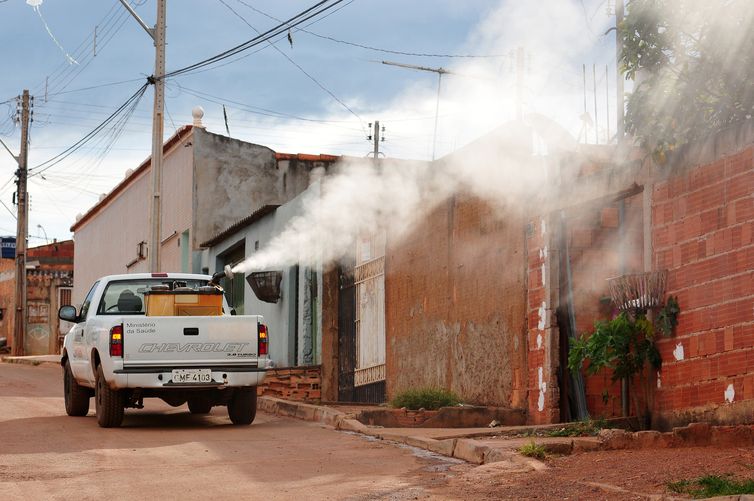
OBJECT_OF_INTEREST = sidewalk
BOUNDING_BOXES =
[1,354,61,365]
[257,396,599,468]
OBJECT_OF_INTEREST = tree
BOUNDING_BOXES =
[620,0,754,162]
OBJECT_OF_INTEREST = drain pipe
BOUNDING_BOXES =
[561,210,590,421]
[619,199,630,417]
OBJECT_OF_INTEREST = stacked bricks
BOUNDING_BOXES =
[257,366,322,401]
[652,146,754,424]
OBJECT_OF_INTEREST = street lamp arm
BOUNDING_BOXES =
[118,0,155,40]
[0,137,18,162]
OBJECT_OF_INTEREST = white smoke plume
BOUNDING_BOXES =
[232,0,611,273]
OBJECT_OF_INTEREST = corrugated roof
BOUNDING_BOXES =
[199,204,280,248]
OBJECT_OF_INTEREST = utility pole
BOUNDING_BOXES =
[372,121,380,161]
[593,64,599,144]
[13,90,30,356]
[616,0,625,140]
[118,0,166,272]
[516,47,525,121]
[381,60,449,160]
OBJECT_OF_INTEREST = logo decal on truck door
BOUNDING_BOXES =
[137,342,251,353]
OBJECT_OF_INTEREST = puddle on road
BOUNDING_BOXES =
[340,430,464,473]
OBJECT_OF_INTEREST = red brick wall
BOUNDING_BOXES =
[525,216,559,423]
[525,194,644,423]
[385,195,528,408]
[258,366,321,401]
[570,196,644,417]
[653,146,754,427]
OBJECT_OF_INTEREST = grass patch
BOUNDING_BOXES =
[390,388,460,410]
[667,475,754,498]
[519,441,547,460]
[546,418,608,437]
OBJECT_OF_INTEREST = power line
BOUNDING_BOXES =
[234,0,508,59]
[164,0,347,79]
[218,0,363,126]
[174,84,363,130]
[28,83,149,177]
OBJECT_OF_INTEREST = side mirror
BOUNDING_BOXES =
[59,305,78,323]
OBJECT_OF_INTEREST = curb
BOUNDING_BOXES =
[1,355,61,366]
[257,396,548,467]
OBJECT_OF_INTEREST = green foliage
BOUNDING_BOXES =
[668,475,754,498]
[519,441,547,460]
[657,295,680,337]
[546,418,608,437]
[620,0,754,159]
[568,312,661,382]
[390,388,460,410]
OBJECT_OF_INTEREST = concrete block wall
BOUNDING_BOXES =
[652,146,754,427]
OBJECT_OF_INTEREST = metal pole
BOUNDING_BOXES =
[516,46,524,121]
[582,64,588,144]
[593,64,599,144]
[148,0,166,272]
[13,90,30,356]
[373,121,380,161]
[605,65,611,143]
[616,0,625,140]
[431,74,442,160]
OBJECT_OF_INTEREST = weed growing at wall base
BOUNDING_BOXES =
[390,388,460,410]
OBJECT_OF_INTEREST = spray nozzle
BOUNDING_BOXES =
[209,265,234,287]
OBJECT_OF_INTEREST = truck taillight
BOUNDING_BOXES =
[110,325,123,357]
[258,323,268,356]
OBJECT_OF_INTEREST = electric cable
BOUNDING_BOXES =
[234,0,508,59]
[28,83,149,177]
[164,0,347,79]
[218,0,363,127]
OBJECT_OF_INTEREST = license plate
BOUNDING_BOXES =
[171,369,212,384]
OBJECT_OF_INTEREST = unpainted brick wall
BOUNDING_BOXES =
[257,365,321,401]
[652,146,754,426]
[525,193,644,422]
[568,195,644,418]
[385,195,528,408]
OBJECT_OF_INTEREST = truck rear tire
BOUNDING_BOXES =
[63,360,90,416]
[95,364,125,428]
[228,388,257,425]
[188,399,212,415]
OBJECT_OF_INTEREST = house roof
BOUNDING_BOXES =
[199,204,280,248]
[70,125,194,232]
[275,152,339,162]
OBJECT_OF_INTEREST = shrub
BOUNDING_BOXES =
[390,388,460,410]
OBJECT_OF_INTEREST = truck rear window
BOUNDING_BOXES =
[97,279,208,315]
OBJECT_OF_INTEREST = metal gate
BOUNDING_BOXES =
[337,248,386,404]
[337,264,356,402]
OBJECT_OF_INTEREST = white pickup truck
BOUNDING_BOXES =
[59,271,270,428]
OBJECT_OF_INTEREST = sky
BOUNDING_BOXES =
[0,0,619,244]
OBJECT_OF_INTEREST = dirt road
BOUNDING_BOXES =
[0,362,470,500]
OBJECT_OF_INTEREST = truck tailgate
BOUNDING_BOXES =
[122,316,261,367]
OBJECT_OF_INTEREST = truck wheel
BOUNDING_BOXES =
[227,388,257,425]
[95,364,125,428]
[63,360,90,416]
[188,399,212,415]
